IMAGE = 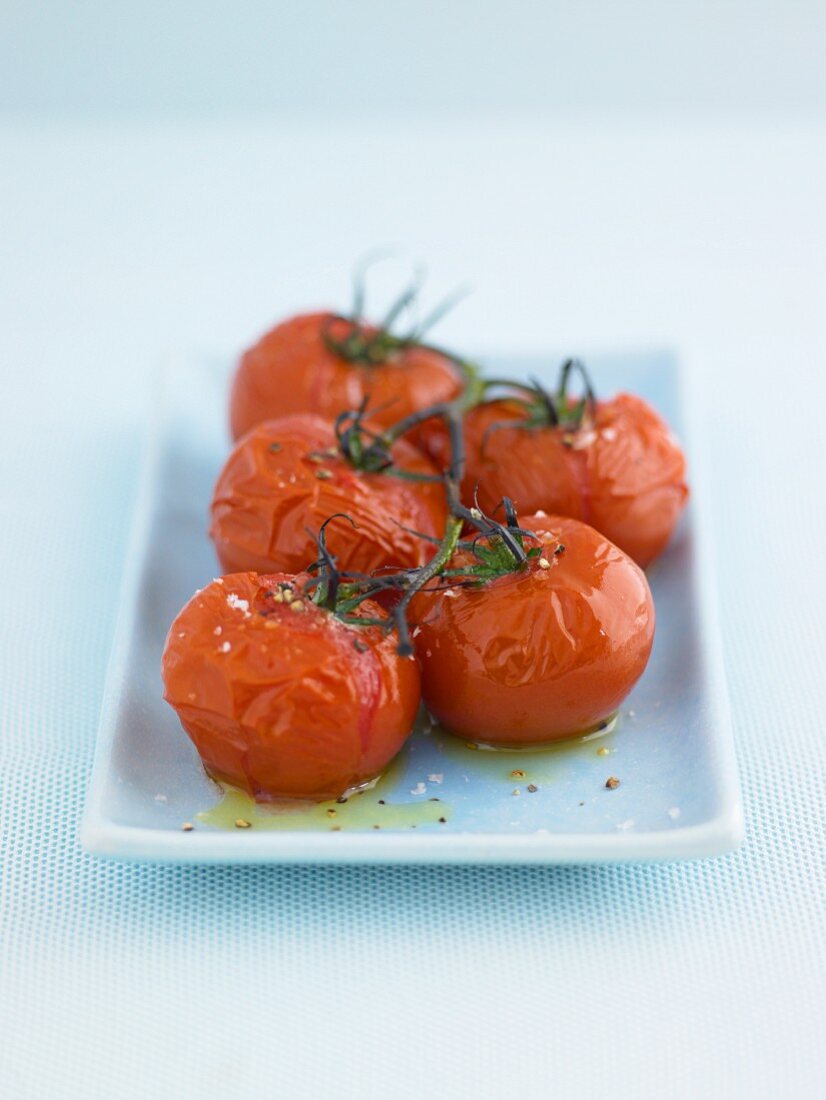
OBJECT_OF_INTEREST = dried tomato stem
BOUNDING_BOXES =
[377,401,453,448]
[481,377,544,396]
[391,514,464,656]
[305,514,356,610]
[322,262,475,371]
[557,357,598,426]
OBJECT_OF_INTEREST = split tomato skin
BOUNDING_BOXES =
[210,413,448,578]
[411,514,655,745]
[162,573,420,801]
[230,311,464,443]
[460,393,689,567]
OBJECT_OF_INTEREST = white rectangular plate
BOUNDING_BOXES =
[82,350,742,863]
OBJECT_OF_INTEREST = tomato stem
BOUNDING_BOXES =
[305,514,357,611]
[390,515,464,656]
[321,261,476,373]
[477,360,599,437]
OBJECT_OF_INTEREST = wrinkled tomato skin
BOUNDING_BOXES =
[162,573,420,801]
[411,514,655,745]
[210,413,447,578]
[230,312,463,445]
[457,394,689,567]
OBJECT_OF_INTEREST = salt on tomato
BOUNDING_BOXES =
[162,573,420,801]
[230,312,463,444]
[209,413,447,577]
[459,393,688,567]
[411,513,655,745]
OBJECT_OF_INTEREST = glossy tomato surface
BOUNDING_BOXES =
[162,573,420,801]
[230,311,463,443]
[210,413,448,577]
[411,514,655,745]
[458,393,689,567]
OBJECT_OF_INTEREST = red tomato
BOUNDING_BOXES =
[411,514,655,745]
[230,312,463,444]
[162,573,420,801]
[448,393,688,567]
[209,413,447,577]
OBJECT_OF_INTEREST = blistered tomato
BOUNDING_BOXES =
[411,513,654,745]
[230,312,463,444]
[209,413,447,577]
[162,573,420,800]
[442,393,688,567]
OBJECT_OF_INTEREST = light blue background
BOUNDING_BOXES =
[3,0,826,119]
[1,6,825,1098]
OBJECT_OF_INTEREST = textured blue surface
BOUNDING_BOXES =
[2,121,825,1098]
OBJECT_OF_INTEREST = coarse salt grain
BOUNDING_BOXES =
[226,594,250,613]
[219,641,231,653]
[572,430,597,449]
[213,626,222,635]
[427,774,443,784]
[410,782,427,795]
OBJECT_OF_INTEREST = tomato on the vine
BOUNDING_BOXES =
[230,312,464,446]
[162,572,420,801]
[210,413,447,578]
[411,512,655,745]
[457,391,688,567]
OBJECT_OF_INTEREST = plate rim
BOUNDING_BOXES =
[80,350,744,865]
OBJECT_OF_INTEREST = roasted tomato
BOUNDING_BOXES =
[209,413,447,577]
[230,312,464,444]
[411,513,655,745]
[446,392,688,567]
[162,573,420,801]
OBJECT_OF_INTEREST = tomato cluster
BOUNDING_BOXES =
[162,279,687,803]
